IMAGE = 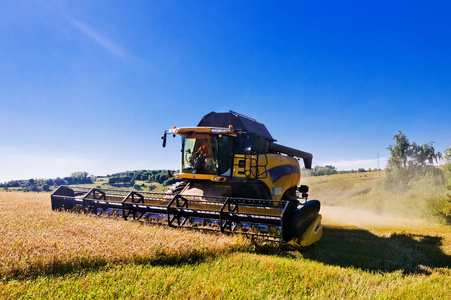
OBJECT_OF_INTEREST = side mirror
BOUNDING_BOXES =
[162,131,167,148]
[298,185,309,200]
[298,185,309,193]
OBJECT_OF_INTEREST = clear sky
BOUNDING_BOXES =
[1,1,450,182]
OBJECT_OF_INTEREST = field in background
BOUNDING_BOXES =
[76,177,168,193]
[303,171,385,206]
[1,172,450,299]
[304,170,449,222]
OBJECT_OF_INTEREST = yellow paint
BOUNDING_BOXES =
[233,153,301,200]
[288,214,323,249]
[174,173,227,182]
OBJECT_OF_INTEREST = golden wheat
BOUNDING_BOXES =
[0,191,249,279]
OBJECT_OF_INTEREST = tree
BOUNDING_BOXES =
[163,177,178,186]
[428,144,451,224]
[6,180,20,188]
[122,176,132,184]
[385,131,443,191]
[64,177,74,185]
[155,174,161,183]
[387,131,441,170]
[443,145,451,190]
[70,172,93,184]
[386,131,410,170]
[54,177,67,186]
[158,175,168,183]
[312,165,337,176]
[108,177,119,185]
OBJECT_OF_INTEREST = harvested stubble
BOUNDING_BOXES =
[0,191,250,279]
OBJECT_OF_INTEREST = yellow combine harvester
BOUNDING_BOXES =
[51,111,322,249]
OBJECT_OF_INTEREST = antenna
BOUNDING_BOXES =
[377,152,380,170]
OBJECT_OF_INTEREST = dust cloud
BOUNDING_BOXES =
[321,205,421,228]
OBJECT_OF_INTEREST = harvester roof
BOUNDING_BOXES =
[198,111,276,142]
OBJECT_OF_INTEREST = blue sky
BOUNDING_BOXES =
[1,0,450,182]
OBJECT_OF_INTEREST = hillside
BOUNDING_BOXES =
[1,172,450,299]
[303,170,385,206]
[304,170,449,223]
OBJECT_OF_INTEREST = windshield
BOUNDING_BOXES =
[182,133,232,176]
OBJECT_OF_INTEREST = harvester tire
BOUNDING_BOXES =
[167,181,188,195]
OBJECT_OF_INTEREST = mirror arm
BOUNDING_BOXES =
[162,131,168,147]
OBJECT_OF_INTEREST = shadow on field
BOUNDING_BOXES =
[3,247,233,280]
[5,226,450,280]
[301,226,451,274]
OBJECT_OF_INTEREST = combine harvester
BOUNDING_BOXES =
[51,111,322,249]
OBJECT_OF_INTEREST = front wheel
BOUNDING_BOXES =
[167,181,189,195]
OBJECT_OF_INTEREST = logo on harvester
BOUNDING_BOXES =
[314,221,322,234]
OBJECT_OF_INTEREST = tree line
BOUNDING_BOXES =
[106,170,178,188]
[305,165,378,177]
[0,172,94,192]
[0,170,179,192]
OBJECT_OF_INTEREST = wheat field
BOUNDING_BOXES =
[1,188,450,299]
[0,191,250,280]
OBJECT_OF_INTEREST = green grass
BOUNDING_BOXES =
[2,224,450,299]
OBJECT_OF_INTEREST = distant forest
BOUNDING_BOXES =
[105,169,179,188]
[305,165,378,176]
[0,170,179,192]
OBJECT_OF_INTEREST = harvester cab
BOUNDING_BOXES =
[163,111,313,201]
[51,111,322,249]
